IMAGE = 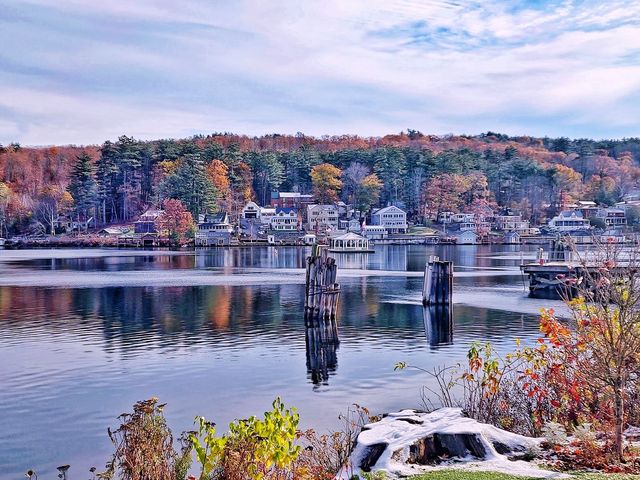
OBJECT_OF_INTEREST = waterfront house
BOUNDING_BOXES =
[98,226,128,236]
[438,211,454,224]
[134,209,164,234]
[595,207,626,227]
[494,214,529,232]
[456,230,479,245]
[242,201,260,220]
[460,218,491,232]
[307,204,339,232]
[259,207,276,225]
[451,212,474,224]
[302,233,317,245]
[270,192,314,218]
[195,212,233,246]
[370,206,408,234]
[548,211,591,232]
[339,218,362,233]
[270,207,299,231]
[361,225,387,240]
[503,231,521,244]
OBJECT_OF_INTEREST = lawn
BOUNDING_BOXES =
[408,472,640,480]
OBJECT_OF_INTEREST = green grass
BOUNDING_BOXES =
[408,471,640,480]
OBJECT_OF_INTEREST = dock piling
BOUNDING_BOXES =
[305,246,341,321]
[422,256,453,306]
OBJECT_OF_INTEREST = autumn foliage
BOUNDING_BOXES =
[2,132,640,234]
[155,199,194,245]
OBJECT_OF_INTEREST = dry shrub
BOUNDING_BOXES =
[297,404,376,479]
[102,397,191,480]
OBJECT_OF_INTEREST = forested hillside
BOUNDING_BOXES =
[1,131,640,236]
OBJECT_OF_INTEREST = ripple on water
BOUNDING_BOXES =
[0,245,551,479]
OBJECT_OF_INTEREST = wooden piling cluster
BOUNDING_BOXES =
[422,255,453,306]
[305,245,341,321]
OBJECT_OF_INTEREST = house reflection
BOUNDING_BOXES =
[423,304,453,346]
[305,314,339,388]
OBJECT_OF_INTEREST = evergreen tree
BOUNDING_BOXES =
[68,152,97,223]
[159,153,217,218]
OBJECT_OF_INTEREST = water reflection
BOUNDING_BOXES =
[423,305,453,347]
[0,245,550,479]
[305,315,340,388]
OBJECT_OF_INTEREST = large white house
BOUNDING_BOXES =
[195,212,234,246]
[242,201,261,220]
[548,211,591,232]
[370,206,408,234]
[596,208,626,227]
[494,215,530,232]
[270,207,299,231]
[307,204,339,232]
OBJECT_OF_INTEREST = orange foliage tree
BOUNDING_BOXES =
[311,163,342,204]
[155,199,194,245]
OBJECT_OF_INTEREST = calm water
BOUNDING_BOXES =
[0,245,562,479]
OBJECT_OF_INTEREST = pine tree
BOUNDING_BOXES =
[68,152,97,224]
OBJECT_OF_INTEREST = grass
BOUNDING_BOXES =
[408,471,640,480]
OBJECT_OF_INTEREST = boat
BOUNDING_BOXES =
[328,231,375,253]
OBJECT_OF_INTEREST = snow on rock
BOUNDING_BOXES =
[337,408,567,479]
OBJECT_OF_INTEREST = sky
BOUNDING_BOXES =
[1,0,640,145]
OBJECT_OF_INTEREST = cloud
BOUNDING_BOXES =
[1,0,640,144]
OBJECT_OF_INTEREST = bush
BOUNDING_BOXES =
[102,397,192,480]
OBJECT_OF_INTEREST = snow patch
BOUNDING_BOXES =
[337,408,567,479]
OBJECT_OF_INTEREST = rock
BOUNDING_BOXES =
[336,408,556,480]
[434,433,486,459]
[358,442,388,472]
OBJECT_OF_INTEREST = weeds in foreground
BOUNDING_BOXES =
[24,397,369,480]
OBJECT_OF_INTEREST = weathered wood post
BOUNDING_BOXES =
[422,255,453,306]
[305,245,340,321]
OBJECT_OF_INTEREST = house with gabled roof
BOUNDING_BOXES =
[370,205,407,234]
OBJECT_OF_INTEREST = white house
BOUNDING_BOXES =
[362,225,387,240]
[494,215,530,232]
[451,213,474,224]
[307,204,339,232]
[596,208,626,227]
[460,220,491,232]
[259,207,276,225]
[438,211,454,224]
[339,218,362,233]
[195,212,234,246]
[270,207,299,231]
[548,211,591,232]
[242,201,260,220]
[370,206,408,234]
[456,230,479,244]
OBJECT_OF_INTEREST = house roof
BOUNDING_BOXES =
[275,207,297,214]
[334,231,367,240]
[372,205,405,215]
[558,210,584,218]
[308,204,337,211]
[202,212,229,224]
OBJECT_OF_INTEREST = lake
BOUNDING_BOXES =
[0,245,564,479]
